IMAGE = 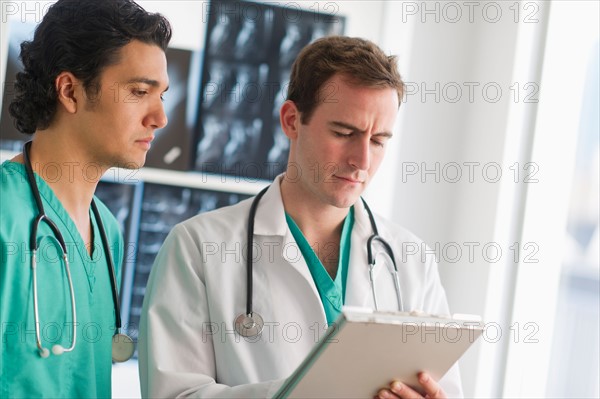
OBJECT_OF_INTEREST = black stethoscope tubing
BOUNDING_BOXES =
[244,186,268,317]
[23,141,132,361]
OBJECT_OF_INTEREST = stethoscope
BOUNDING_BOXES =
[23,141,134,362]
[234,185,404,338]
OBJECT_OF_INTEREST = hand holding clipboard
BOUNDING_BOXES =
[275,308,483,399]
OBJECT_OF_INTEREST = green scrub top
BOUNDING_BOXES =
[0,161,123,398]
[286,207,354,325]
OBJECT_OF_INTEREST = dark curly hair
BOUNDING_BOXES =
[287,36,405,124]
[8,0,172,134]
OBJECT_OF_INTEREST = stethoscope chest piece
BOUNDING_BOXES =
[112,333,135,362]
[234,312,264,338]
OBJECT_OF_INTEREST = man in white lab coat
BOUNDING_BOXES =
[139,36,462,398]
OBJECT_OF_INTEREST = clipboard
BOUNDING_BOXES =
[275,308,483,398]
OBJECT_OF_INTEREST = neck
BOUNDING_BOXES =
[280,174,349,243]
[14,132,106,233]
[280,176,351,278]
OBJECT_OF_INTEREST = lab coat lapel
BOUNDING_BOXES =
[345,199,375,308]
[252,177,323,312]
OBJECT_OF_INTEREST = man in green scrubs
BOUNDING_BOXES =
[0,1,171,396]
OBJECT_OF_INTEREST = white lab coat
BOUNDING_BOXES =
[139,177,463,398]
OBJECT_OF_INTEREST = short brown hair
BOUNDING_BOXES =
[286,36,405,124]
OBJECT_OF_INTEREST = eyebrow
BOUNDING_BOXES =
[329,121,393,138]
[125,77,169,91]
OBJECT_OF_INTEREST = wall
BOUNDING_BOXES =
[374,1,547,397]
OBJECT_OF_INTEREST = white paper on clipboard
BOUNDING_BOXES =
[274,308,483,399]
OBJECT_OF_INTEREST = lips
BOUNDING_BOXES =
[136,136,154,144]
[335,175,365,184]
[135,136,154,151]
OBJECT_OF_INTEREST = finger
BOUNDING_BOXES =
[376,387,402,399]
[387,380,424,399]
[376,388,393,399]
[418,372,446,399]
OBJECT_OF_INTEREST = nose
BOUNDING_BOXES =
[144,100,168,130]
[348,137,371,171]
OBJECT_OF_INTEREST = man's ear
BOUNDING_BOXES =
[55,72,80,114]
[279,100,302,140]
